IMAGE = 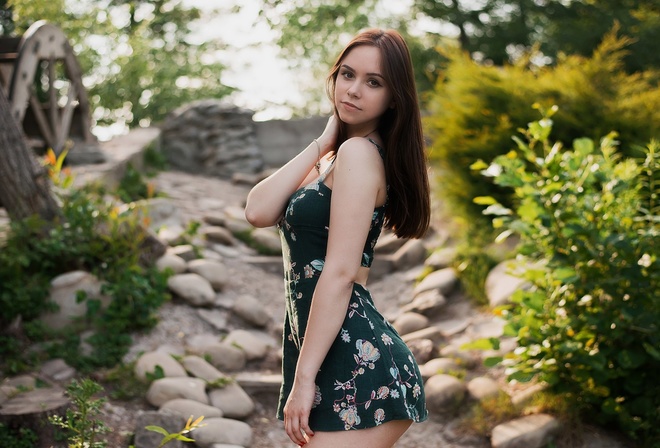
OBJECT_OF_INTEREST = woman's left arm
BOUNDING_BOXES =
[282,138,385,445]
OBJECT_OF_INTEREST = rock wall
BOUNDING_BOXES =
[160,100,328,177]
[160,100,264,178]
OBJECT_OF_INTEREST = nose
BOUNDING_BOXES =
[347,81,360,98]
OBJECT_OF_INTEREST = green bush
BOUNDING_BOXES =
[425,29,660,239]
[0,155,170,373]
[478,114,659,443]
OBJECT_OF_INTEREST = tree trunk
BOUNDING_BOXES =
[0,86,60,221]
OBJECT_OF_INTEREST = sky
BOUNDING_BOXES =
[183,0,309,121]
[182,0,438,121]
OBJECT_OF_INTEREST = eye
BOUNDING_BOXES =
[340,70,354,79]
[367,79,381,87]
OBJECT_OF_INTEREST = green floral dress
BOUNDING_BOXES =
[276,139,428,431]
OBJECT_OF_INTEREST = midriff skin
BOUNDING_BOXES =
[355,266,370,288]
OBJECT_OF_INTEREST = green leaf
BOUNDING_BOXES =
[146,426,170,436]
[469,159,489,171]
[484,356,503,367]
[643,342,660,361]
[473,196,498,205]
[573,138,595,156]
[553,267,578,282]
[617,350,647,369]
[460,338,495,350]
[508,370,536,383]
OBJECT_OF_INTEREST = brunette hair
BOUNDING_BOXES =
[326,28,430,239]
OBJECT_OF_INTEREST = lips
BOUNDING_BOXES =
[341,101,361,111]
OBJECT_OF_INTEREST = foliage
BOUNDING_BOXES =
[49,378,109,448]
[453,245,499,306]
[103,361,149,400]
[0,424,38,448]
[0,151,170,373]
[412,0,660,72]
[425,30,660,239]
[474,113,659,443]
[144,415,205,447]
[116,163,156,203]
[458,392,519,437]
[259,0,444,113]
[4,0,233,129]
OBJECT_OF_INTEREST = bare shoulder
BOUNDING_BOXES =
[335,137,384,168]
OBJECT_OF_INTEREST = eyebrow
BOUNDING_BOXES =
[341,64,385,79]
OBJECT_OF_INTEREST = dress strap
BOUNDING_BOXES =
[367,137,386,159]
[318,158,335,183]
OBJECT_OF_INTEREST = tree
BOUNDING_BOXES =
[3,0,234,130]
[259,0,445,114]
[0,87,59,221]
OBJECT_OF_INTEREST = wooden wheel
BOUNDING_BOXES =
[7,20,98,158]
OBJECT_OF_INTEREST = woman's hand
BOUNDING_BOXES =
[283,379,316,446]
[316,115,340,156]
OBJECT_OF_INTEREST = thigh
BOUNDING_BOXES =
[304,419,412,448]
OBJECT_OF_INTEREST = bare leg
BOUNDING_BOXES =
[303,419,412,448]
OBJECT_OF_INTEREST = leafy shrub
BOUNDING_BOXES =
[0,151,170,373]
[425,29,660,239]
[477,114,659,443]
[0,424,39,448]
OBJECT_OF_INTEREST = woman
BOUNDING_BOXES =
[245,28,430,447]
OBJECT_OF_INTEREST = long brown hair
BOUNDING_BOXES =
[326,29,430,239]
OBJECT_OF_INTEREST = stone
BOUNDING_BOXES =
[232,295,271,327]
[413,267,458,297]
[407,338,435,364]
[424,374,466,415]
[167,273,216,306]
[391,239,427,271]
[424,247,457,269]
[133,410,186,448]
[201,226,235,245]
[155,253,187,274]
[134,351,188,382]
[146,377,209,407]
[203,213,227,227]
[369,254,395,280]
[434,318,472,338]
[168,244,197,261]
[40,359,76,382]
[159,398,223,420]
[485,260,530,308]
[180,356,229,382]
[234,372,283,393]
[160,100,264,179]
[491,414,561,448]
[250,227,282,254]
[191,417,253,448]
[40,271,108,330]
[223,329,272,361]
[511,383,549,408]
[193,342,247,372]
[401,326,445,344]
[187,333,221,347]
[197,309,230,332]
[158,224,186,246]
[392,312,429,336]
[130,197,183,231]
[466,376,502,401]
[468,317,507,339]
[374,232,408,254]
[419,358,462,381]
[401,289,447,316]
[187,259,229,291]
[244,255,285,275]
[208,382,256,419]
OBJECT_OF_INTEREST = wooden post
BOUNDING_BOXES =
[0,86,60,221]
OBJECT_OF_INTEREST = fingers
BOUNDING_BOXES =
[284,409,308,446]
[284,409,314,446]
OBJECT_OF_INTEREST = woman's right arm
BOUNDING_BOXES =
[244,118,337,228]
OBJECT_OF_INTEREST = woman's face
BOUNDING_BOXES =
[334,45,393,135]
